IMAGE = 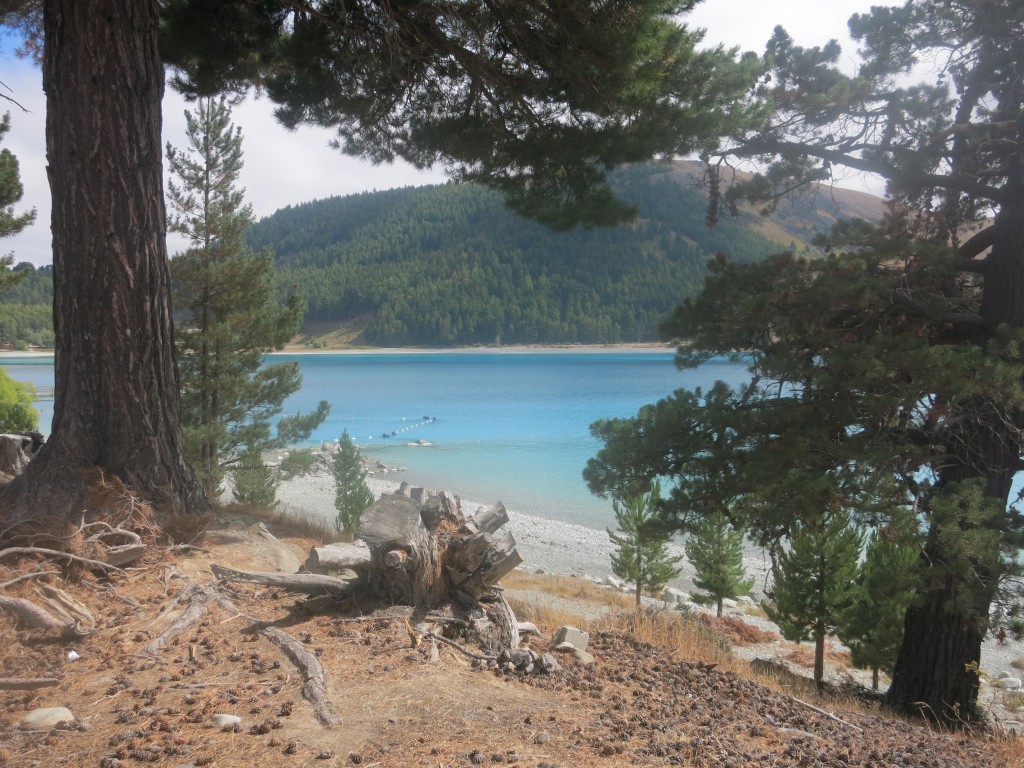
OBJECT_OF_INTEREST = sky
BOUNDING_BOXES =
[0,0,887,267]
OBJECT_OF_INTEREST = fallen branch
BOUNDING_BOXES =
[210,563,358,595]
[790,696,865,733]
[426,632,496,662]
[0,546,120,572]
[0,569,58,589]
[0,677,60,690]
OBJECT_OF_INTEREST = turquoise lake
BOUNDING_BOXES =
[0,351,750,530]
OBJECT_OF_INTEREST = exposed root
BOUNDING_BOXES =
[144,582,341,727]
[0,594,66,633]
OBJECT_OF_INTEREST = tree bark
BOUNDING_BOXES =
[886,549,989,723]
[885,187,1024,724]
[5,0,207,520]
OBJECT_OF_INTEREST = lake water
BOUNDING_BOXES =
[0,351,750,530]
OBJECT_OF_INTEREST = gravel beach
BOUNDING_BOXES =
[274,457,772,595]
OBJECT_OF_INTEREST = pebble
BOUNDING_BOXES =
[20,706,75,729]
[212,714,242,727]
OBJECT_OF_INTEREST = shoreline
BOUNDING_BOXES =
[274,457,771,597]
[0,342,675,362]
[274,342,675,356]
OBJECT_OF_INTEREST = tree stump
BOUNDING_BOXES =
[0,434,31,480]
[213,488,525,653]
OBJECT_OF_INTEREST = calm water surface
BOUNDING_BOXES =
[1,351,749,530]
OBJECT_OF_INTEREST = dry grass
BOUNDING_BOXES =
[216,502,340,546]
[600,607,738,670]
[782,641,853,670]
[696,613,778,646]
[1011,656,1024,672]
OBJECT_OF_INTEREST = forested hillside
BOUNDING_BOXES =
[0,264,54,348]
[0,162,883,350]
[249,161,880,346]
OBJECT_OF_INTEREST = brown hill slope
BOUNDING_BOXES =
[0,510,1012,768]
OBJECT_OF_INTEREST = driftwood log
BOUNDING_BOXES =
[212,488,525,653]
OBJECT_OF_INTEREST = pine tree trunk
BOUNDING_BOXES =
[635,580,642,608]
[885,562,988,723]
[716,596,723,618]
[813,631,824,690]
[885,188,1024,723]
[6,0,207,519]
[872,667,879,692]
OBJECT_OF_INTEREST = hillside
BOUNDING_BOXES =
[248,161,884,348]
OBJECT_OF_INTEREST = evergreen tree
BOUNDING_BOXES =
[0,111,36,295]
[333,430,374,535]
[684,510,754,617]
[231,450,277,507]
[690,0,1024,722]
[167,96,328,500]
[0,114,37,429]
[0,370,36,433]
[608,481,682,607]
[838,529,919,691]
[766,510,864,690]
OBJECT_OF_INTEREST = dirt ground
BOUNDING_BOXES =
[0,512,1017,768]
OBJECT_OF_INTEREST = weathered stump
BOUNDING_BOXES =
[212,487,525,653]
[0,434,32,479]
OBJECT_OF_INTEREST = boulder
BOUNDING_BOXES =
[552,625,589,653]
[20,706,75,729]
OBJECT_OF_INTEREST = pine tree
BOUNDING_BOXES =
[231,450,277,507]
[767,510,864,690]
[0,111,36,295]
[0,370,36,433]
[684,510,754,617]
[167,96,328,500]
[608,481,682,607]
[333,430,374,535]
[838,529,919,691]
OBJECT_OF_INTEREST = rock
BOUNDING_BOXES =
[662,587,691,606]
[995,677,1022,689]
[552,626,590,653]
[517,621,540,636]
[603,575,622,589]
[20,706,75,729]
[553,642,576,653]
[540,653,561,673]
[212,714,242,727]
[721,598,738,610]
[572,649,595,666]
[738,596,755,605]
[535,731,551,745]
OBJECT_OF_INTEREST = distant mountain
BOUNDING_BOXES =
[248,161,884,347]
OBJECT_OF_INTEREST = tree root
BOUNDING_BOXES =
[144,583,341,727]
[0,677,60,690]
[0,595,67,633]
